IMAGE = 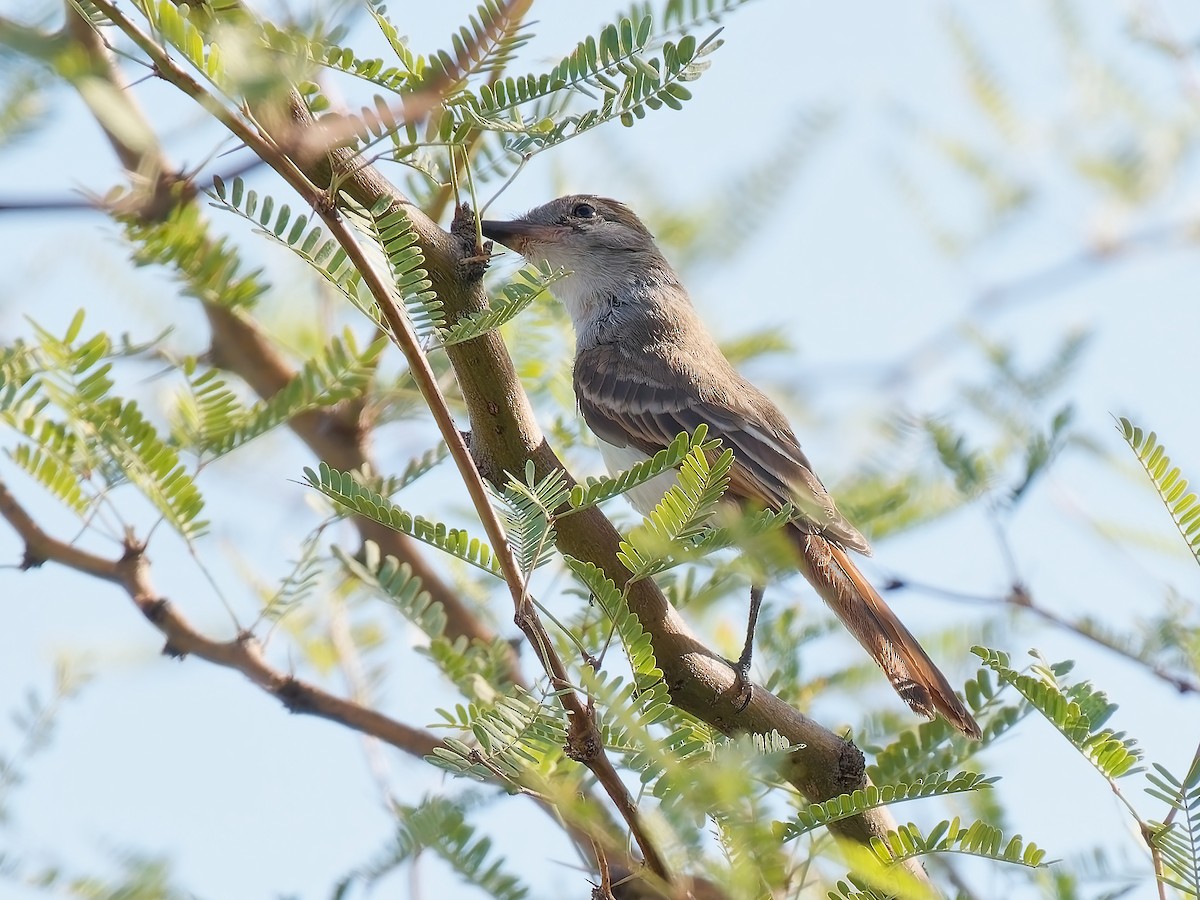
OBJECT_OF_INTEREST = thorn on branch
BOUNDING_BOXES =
[20,547,46,570]
[314,190,337,216]
[834,739,866,792]
[451,202,476,242]
[459,249,496,267]
[1009,582,1032,606]
[276,677,317,714]
[453,203,490,280]
[121,533,147,559]
[563,713,603,765]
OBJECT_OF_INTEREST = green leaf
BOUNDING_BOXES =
[973,647,1142,781]
[496,463,569,577]
[97,399,208,540]
[443,9,720,156]
[562,556,660,682]
[925,418,992,497]
[305,462,503,577]
[7,423,89,515]
[174,333,384,457]
[257,526,327,621]
[575,661,709,795]
[778,771,996,842]
[1118,417,1200,567]
[867,666,1021,785]
[364,795,530,900]
[142,0,229,89]
[209,178,360,305]
[121,198,268,312]
[867,817,1047,869]
[346,198,445,341]
[336,541,444,639]
[2,315,208,537]
[420,0,534,88]
[1144,754,1200,897]
[616,442,734,578]
[428,690,565,785]
[376,443,451,496]
[566,425,713,512]
[440,263,566,346]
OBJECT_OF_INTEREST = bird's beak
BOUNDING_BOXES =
[480,219,564,252]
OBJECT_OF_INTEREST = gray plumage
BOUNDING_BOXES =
[482,195,981,738]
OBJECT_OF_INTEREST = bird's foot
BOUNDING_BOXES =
[727,583,764,712]
[727,656,754,712]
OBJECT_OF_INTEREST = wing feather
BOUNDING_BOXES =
[574,343,870,553]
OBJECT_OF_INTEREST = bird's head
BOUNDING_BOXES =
[481,195,662,271]
[481,195,676,329]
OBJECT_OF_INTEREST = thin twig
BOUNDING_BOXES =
[806,218,1197,390]
[593,837,616,900]
[328,597,399,809]
[0,154,269,216]
[888,576,1200,695]
[0,476,444,759]
[1146,735,1200,899]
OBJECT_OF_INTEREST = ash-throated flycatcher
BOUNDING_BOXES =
[482,195,981,739]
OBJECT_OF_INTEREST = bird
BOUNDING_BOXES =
[481,195,981,739]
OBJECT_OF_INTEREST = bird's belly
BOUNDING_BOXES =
[596,439,679,517]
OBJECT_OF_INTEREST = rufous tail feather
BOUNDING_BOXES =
[794,532,982,739]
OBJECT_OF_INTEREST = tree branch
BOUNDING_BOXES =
[201,303,520,675]
[0,476,442,758]
[889,575,1200,696]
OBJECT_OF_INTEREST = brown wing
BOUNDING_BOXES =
[575,342,870,554]
[576,339,981,737]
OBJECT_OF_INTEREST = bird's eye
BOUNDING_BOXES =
[572,202,596,219]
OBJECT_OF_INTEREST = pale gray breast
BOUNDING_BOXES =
[596,439,679,516]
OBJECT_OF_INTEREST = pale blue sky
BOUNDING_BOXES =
[2,1,1199,897]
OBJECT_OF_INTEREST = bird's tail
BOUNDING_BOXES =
[794,532,981,739]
